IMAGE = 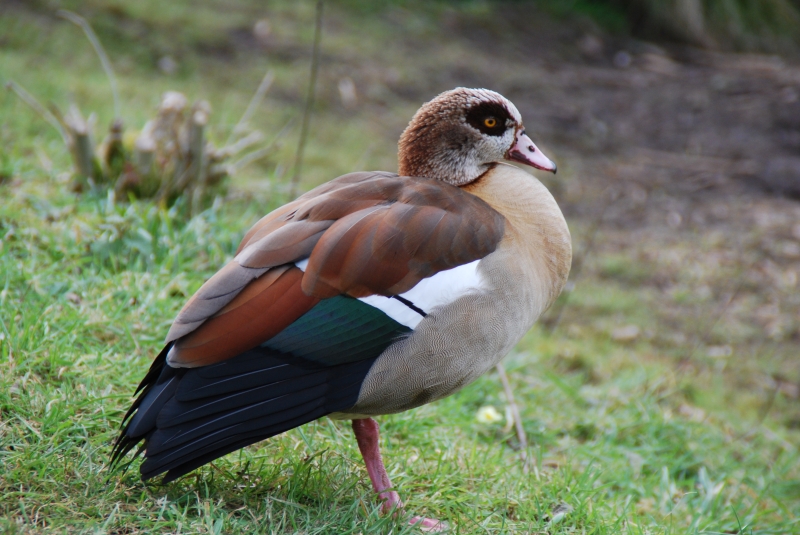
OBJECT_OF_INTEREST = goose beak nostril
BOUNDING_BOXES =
[505,132,556,173]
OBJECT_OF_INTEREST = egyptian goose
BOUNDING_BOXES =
[112,88,571,530]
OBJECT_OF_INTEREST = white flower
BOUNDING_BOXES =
[476,405,503,424]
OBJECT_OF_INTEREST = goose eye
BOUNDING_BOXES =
[484,117,497,128]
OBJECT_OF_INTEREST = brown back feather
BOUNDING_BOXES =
[165,171,505,368]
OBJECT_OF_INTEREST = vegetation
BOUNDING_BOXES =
[610,0,800,52]
[1,1,798,534]
[410,0,800,52]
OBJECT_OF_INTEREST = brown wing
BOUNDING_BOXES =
[167,266,319,367]
[166,171,505,367]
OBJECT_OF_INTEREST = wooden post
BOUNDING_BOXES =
[64,103,97,190]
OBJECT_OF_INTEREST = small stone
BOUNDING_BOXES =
[611,325,640,342]
[253,18,271,43]
[641,52,680,76]
[781,241,800,258]
[667,211,682,228]
[707,345,732,358]
[678,404,706,421]
[158,56,178,75]
[338,77,357,109]
[613,50,632,68]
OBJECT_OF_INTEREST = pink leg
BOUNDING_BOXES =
[352,418,447,532]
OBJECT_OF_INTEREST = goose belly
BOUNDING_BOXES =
[332,258,539,417]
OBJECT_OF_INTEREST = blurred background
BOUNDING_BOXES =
[1,0,799,533]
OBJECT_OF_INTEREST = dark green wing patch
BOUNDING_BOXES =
[262,295,412,365]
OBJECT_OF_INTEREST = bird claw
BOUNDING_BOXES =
[354,420,448,532]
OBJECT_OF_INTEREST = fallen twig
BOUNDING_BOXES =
[5,81,69,145]
[495,362,530,474]
[229,117,294,173]
[228,70,275,144]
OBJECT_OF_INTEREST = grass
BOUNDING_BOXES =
[2,1,799,533]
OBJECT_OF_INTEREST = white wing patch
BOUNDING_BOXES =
[295,258,310,272]
[293,259,486,329]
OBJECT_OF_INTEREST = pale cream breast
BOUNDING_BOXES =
[464,162,572,316]
[335,164,572,418]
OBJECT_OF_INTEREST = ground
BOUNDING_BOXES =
[1,1,798,533]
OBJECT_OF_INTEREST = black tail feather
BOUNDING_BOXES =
[160,407,328,483]
[110,294,408,483]
[110,345,375,482]
[146,402,329,480]
[109,344,172,474]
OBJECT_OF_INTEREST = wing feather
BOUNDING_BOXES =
[168,267,318,367]
[236,220,331,268]
[165,171,504,367]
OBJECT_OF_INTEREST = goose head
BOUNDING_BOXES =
[398,87,556,186]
